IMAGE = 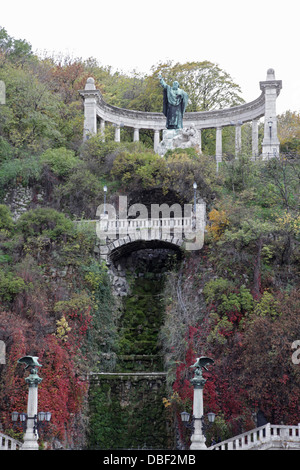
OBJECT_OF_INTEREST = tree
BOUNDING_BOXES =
[0,27,33,66]
[0,65,62,151]
[128,61,244,114]
[278,111,300,153]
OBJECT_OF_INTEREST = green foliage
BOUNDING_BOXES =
[54,167,103,218]
[204,278,253,316]
[0,155,43,195]
[0,204,14,231]
[118,278,165,356]
[40,147,80,177]
[253,291,280,319]
[0,137,13,163]
[203,277,233,305]
[0,269,26,301]
[88,377,170,449]
[16,207,74,241]
[111,150,164,189]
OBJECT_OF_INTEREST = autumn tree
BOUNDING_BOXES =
[278,110,300,153]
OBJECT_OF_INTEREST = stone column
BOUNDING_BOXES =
[21,368,42,450]
[216,127,222,171]
[154,130,160,153]
[114,125,121,142]
[198,128,202,153]
[235,124,242,158]
[133,128,140,142]
[83,78,97,140]
[260,69,282,160]
[252,119,259,159]
[190,385,206,450]
[100,118,105,142]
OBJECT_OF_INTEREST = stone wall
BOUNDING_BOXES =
[88,373,174,449]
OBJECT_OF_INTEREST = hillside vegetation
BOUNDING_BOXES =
[0,28,299,448]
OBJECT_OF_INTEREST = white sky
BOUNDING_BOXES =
[1,0,299,114]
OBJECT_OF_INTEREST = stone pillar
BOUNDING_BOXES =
[198,128,202,153]
[133,128,140,142]
[252,119,259,159]
[216,127,222,171]
[235,124,242,158]
[21,368,42,450]
[114,125,121,142]
[154,130,160,153]
[83,78,97,140]
[100,118,105,142]
[260,69,282,160]
[190,385,206,450]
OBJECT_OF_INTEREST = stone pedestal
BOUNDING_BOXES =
[190,387,207,450]
[156,126,201,156]
[190,382,207,450]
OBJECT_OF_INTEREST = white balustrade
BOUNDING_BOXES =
[0,432,22,450]
[209,424,300,450]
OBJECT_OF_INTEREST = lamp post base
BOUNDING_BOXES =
[21,431,39,450]
[190,432,207,450]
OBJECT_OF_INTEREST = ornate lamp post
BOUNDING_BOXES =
[103,185,107,214]
[13,356,48,450]
[193,182,197,215]
[187,356,214,450]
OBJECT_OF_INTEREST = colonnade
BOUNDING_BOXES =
[79,69,282,161]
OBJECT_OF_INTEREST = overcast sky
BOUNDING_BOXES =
[1,0,299,114]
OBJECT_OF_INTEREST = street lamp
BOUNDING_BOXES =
[193,182,197,215]
[103,185,107,214]
[11,410,51,434]
[268,120,273,139]
[181,411,216,430]
[180,411,191,424]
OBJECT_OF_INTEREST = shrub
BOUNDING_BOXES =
[0,204,14,231]
[16,207,74,241]
[0,269,26,301]
[40,147,80,177]
[0,155,42,193]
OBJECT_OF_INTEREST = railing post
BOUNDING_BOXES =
[265,423,271,441]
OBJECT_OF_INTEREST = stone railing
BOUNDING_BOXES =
[0,432,22,450]
[208,423,300,450]
[98,216,196,239]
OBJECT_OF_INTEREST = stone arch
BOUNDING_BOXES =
[107,237,184,265]
[106,238,184,297]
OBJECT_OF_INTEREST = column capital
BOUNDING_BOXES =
[25,368,42,388]
[260,69,282,96]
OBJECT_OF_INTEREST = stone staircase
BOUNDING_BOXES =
[0,432,22,450]
[209,423,300,450]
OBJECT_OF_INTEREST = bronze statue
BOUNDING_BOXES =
[159,74,188,129]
